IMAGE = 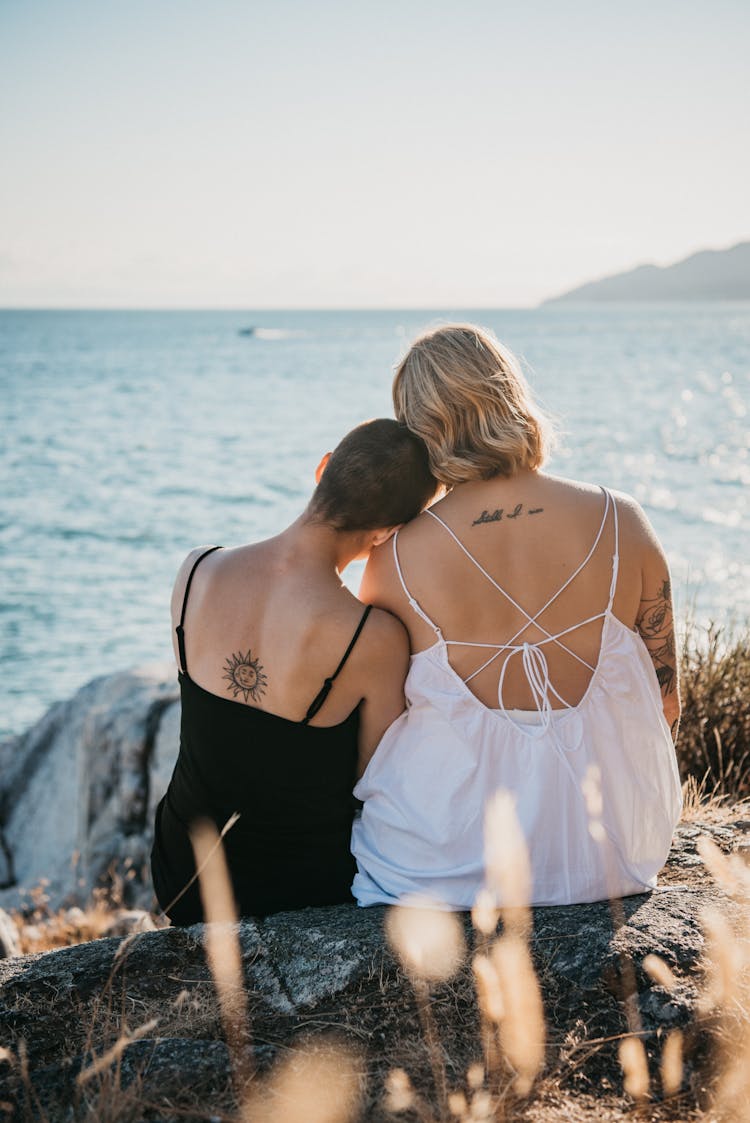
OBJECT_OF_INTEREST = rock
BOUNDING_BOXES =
[0,827,13,889]
[0,907,19,958]
[27,1039,235,1121]
[0,664,179,912]
[0,669,747,1117]
[0,858,744,1121]
[147,697,181,828]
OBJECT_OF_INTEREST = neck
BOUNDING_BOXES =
[277,511,368,575]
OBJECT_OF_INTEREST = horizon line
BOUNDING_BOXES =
[0,302,542,313]
[3,299,750,313]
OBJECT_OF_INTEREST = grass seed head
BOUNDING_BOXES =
[243,1040,363,1123]
[384,1067,414,1113]
[448,1089,468,1116]
[643,953,678,991]
[467,1062,485,1089]
[618,1035,650,1102]
[471,888,500,936]
[473,953,504,1022]
[582,763,604,820]
[386,899,466,982]
[660,1029,683,1097]
[484,790,531,916]
[468,1088,494,1120]
[491,933,545,1094]
[699,906,742,1011]
[698,835,740,896]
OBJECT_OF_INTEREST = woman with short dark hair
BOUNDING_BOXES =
[151,419,436,924]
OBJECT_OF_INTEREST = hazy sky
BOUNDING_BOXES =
[1,0,748,307]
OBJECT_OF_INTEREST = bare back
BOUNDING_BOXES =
[361,471,679,726]
[171,538,409,772]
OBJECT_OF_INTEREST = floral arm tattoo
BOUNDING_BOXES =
[635,577,677,698]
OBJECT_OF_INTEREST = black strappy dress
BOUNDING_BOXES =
[150,547,371,924]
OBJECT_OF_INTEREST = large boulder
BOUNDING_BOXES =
[0,665,178,912]
[0,827,747,1121]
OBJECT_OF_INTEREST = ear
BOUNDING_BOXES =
[315,452,332,484]
[369,524,402,548]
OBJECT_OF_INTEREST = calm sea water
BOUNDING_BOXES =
[1,306,749,739]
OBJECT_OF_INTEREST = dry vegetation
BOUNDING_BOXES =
[677,620,750,802]
[1,621,750,1121]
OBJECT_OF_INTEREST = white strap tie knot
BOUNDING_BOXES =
[497,641,554,735]
[521,642,553,728]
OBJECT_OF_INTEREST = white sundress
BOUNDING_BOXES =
[351,488,683,909]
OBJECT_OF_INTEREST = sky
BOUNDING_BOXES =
[1,0,748,308]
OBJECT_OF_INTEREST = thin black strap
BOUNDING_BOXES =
[303,605,373,725]
[175,546,223,673]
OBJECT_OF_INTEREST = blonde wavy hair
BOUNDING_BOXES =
[392,323,554,485]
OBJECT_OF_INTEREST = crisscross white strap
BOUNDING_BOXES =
[392,531,443,637]
[607,488,620,612]
[393,486,619,726]
[429,488,612,675]
[426,487,611,638]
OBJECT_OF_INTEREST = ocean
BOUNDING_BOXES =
[1,306,749,740]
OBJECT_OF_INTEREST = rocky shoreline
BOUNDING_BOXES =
[1,668,749,1120]
[0,666,179,914]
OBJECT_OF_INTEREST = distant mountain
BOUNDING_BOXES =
[545,241,750,303]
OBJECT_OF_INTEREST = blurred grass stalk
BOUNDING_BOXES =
[190,818,363,1123]
[696,836,750,1120]
[189,817,254,1098]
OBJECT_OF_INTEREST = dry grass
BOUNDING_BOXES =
[8,862,162,956]
[677,620,750,802]
[2,819,749,1122]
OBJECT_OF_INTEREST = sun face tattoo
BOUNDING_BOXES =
[223,650,268,704]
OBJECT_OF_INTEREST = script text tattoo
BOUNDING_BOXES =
[472,503,544,526]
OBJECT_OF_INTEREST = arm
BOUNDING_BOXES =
[635,542,681,741]
[355,609,411,778]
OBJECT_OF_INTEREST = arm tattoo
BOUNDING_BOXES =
[223,649,268,703]
[636,578,677,698]
[472,503,544,526]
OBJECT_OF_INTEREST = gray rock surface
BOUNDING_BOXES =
[0,665,178,912]
[0,848,745,1121]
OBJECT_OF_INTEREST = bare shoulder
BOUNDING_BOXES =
[359,533,403,610]
[348,605,410,689]
[544,475,666,562]
[359,604,410,659]
[607,489,666,558]
[170,545,222,623]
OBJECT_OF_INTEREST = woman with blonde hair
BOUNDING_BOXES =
[351,324,682,908]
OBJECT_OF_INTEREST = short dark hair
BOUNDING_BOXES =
[309,419,436,531]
